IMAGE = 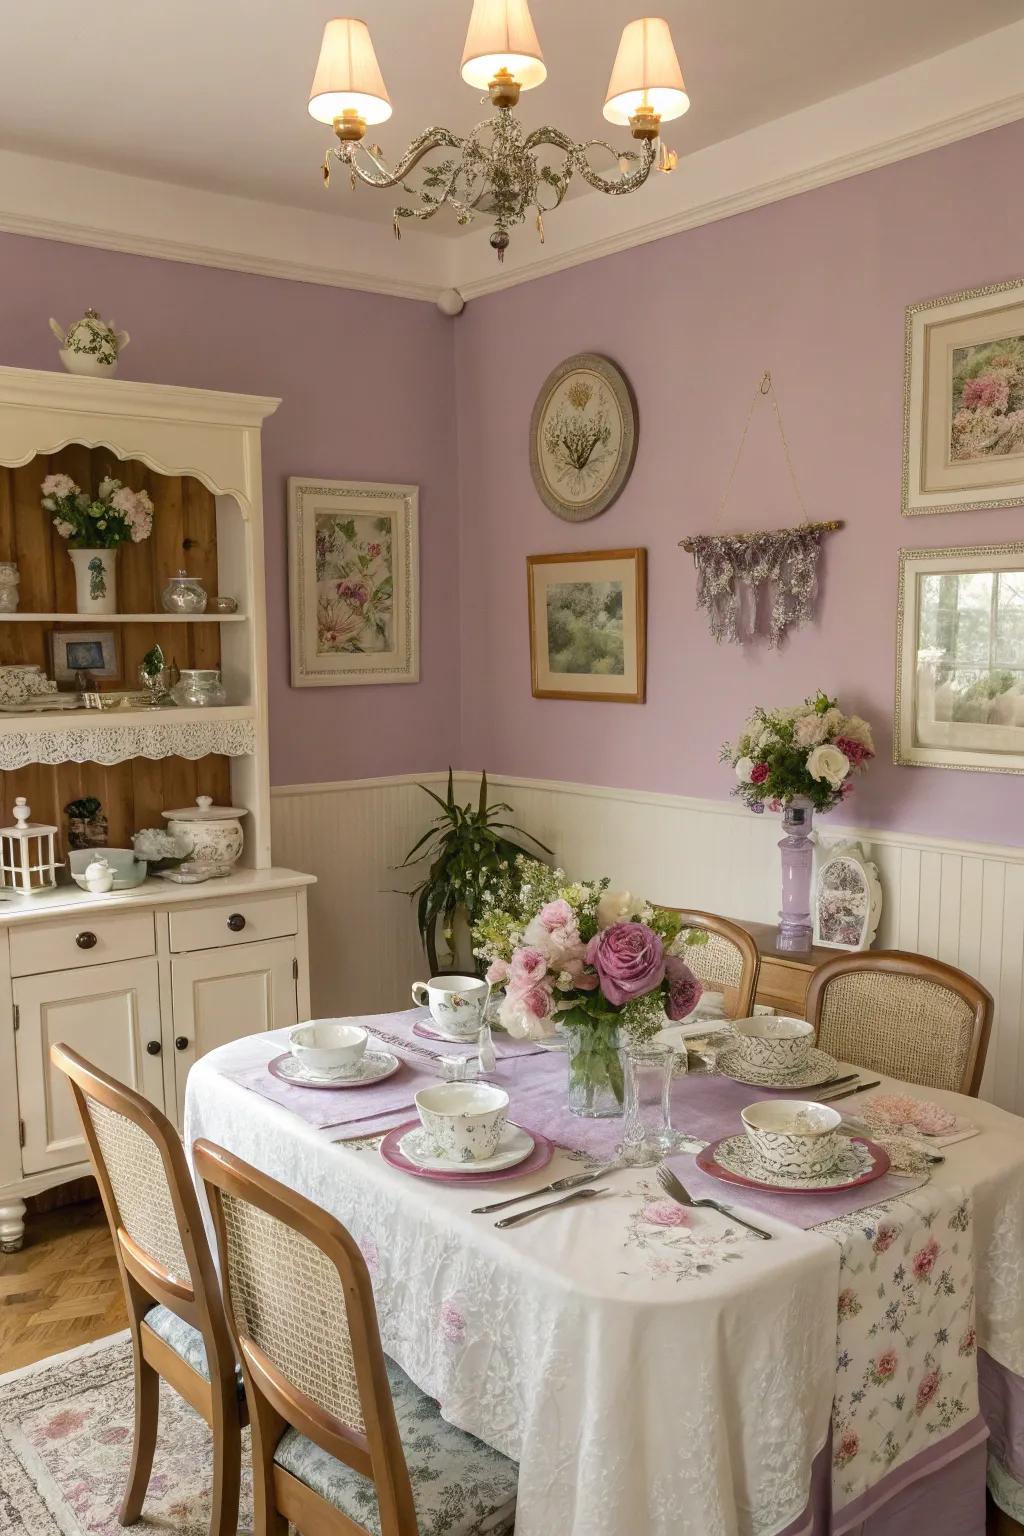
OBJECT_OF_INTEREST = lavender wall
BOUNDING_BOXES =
[0,232,459,786]
[455,119,1024,847]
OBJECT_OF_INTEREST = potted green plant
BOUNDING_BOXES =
[399,769,551,974]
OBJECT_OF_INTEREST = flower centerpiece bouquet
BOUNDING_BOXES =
[41,473,154,615]
[473,856,705,1117]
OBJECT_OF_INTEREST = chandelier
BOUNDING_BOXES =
[308,2,689,262]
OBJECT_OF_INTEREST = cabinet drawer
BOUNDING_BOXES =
[169,892,298,954]
[10,910,156,977]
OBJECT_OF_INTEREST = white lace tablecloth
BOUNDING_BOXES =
[184,1031,1024,1536]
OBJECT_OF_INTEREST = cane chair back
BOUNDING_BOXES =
[661,908,761,1019]
[805,950,993,1097]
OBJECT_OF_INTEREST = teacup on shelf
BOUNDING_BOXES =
[740,1099,842,1179]
[289,1021,368,1076]
[414,1082,509,1162]
[411,974,488,1039]
[731,1016,813,1077]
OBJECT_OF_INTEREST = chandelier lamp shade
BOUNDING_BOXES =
[309,3,689,261]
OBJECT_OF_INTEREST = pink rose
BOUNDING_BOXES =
[643,1200,691,1228]
[912,1236,939,1280]
[915,1369,941,1415]
[873,1222,898,1254]
[959,1326,976,1357]
[485,958,509,986]
[519,982,554,1021]
[508,947,548,989]
[874,1348,898,1381]
[537,899,574,933]
[440,1301,466,1345]
[585,922,665,1005]
[664,955,703,1021]
[749,762,769,785]
[833,1429,860,1467]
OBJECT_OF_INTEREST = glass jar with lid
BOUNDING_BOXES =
[170,668,227,707]
[161,570,208,614]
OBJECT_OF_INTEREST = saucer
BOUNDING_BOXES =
[380,1120,554,1184]
[413,1019,487,1046]
[715,1044,841,1091]
[268,1050,400,1090]
[697,1134,890,1192]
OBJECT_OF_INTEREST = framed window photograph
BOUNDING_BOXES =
[903,276,1024,516]
[49,628,120,685]
[813,839,882,951]
[895,541,1024,773]
[527,549,646,703]
[288,477,419,687]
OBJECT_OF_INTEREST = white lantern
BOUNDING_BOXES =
[0,798,60,894]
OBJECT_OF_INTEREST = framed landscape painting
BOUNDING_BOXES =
[895,541,1024,773]
[527,549,646,702]
[903,277,1024,516]
[288,478,419,687]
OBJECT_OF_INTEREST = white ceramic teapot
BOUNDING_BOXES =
[49,308,130,377]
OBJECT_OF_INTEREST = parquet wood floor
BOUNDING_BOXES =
[0,1198,125,1372]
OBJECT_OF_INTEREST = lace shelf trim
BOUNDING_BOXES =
[0,717,257,768]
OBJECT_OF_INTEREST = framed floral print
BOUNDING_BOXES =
[529,354,638,521]
[895,541,1024,773]
[527,549,646,703]
[288,477,419,687]
[813,839,882,951]
[903,277,1024,516]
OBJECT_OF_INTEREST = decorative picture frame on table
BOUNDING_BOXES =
[288,477,419,687]
[813,839,882,951]
[49,628,120,686]
[895,540,1024,773]
[529,353,638,521]
[527,549,646,703]
[903,276,1024,516]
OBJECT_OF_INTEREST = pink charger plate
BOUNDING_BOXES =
[380,1119,554,1184]
[696,1135,891,1194]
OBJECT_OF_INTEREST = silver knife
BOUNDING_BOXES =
[816,1079,881,1102]
[495,1187,608,1228]
[472,1164,616,1215]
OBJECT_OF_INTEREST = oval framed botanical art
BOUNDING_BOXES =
[529,353,638,521]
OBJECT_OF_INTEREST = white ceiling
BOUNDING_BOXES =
[3,0,1023,233]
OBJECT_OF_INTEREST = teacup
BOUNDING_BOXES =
[731,1016,813,1077]
[411,975,488,1039]
[289,1021,368,1076]
[740,1099,842,1179]
[414,1081,509,1162]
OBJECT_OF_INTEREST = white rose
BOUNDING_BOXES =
[597,889,637,928]
[735,756,755,784]
[807,743,850,789]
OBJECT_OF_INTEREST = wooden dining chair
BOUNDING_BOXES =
[50,1045,245,1535]
[804,950,994,1097]
[193,1138,518,1536]
[662,908,761,1019]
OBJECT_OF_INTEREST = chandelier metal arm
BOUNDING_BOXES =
[339,125,466,190]
[523,126,656,195]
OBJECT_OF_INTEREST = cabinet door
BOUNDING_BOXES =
[14,959,164,1175]
[170,937,298,1117]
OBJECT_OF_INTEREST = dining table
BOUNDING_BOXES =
[183,1007,1024,1536]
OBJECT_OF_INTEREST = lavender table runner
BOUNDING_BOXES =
[661,1149,927,1229]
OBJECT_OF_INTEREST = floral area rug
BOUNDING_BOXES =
[0,1333,254,1535]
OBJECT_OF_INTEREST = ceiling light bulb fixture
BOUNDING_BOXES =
[310,6,686,263]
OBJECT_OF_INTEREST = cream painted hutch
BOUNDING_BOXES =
[0,366,313,1252]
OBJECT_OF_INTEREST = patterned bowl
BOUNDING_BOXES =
[289,1021,367,1075]
[731,1016,813,1076]
[414,1082,509,1163]
[740,1099,842,1179]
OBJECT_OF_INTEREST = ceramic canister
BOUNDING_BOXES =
[160,795,247,868]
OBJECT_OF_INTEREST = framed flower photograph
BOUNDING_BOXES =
[527,549,646,703]
[529,354,638,521]
[50,628,120,685]
[813,840,882,951]
[288,477,419,687]
[903,276,1024,516]
[895,541,1024,773]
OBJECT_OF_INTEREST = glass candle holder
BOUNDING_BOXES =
[619,1042,682,1165]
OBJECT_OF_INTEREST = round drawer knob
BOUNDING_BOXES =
[226,913,246,932]
[175,1036,189,1052]
[75,931,98,950]
[146,1040,161,1056]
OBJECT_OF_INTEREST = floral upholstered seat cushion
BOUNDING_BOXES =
[273,1357,517,1536]
[141,1304,244,1399]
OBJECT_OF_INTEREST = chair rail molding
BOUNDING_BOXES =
[271,770,1024,1115]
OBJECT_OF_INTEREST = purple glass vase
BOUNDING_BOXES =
[777,797,815,953]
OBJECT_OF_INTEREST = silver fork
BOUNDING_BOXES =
[656,1164,773,1240]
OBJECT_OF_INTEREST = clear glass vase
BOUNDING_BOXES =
[619,1042,682,1165]
[566,1021,624,1119]
[777,796,815,952]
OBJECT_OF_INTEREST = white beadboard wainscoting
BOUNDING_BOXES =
[271,771,1024,1115]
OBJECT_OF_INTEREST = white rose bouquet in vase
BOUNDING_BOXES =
[41,474,154,615]
[722,693,874,953]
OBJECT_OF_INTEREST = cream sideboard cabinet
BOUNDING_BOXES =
[0,869,313,1251]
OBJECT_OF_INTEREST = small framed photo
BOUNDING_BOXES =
[527,549,646,703]
[813,840,882,951]
[288,477,419,687]
[895,541,1024,773]
[50,628,120,686]
[903,276,1024,516]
